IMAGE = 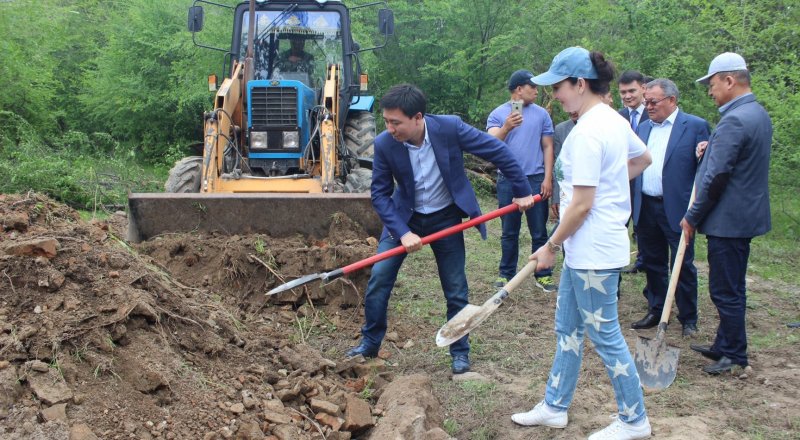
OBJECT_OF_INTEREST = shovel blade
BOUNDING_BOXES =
[634,333,680,390]
[267,273,324,295]
[436,291,506,347]
[436,305,485,347]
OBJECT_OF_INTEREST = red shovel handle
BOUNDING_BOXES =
[339,195,543,276]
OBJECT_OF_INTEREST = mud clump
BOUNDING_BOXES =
[0,192,441,439]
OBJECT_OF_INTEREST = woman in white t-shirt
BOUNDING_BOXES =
[510,47,653,440]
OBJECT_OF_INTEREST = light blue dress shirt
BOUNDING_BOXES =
[403,122,454,214]
[641,108,679,197]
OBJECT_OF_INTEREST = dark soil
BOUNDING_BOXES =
[0,193,417,440]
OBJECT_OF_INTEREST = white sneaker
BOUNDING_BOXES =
[588,415,651,440]
[511,400,568,428]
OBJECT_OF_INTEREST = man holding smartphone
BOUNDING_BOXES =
[487,70,556,292]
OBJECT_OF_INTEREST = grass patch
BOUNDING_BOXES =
[78,210,111,221]
[749,330,799,351]
[439,379,501,440]
[748,183,800,285]
[443,418,460,436]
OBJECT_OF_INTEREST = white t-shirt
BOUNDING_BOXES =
[555,103,647,269]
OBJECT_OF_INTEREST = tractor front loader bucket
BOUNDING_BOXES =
[127,193,382,243]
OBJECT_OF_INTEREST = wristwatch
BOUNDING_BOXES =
[547,240,562,253]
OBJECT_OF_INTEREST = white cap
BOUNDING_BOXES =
[696,52,748,84]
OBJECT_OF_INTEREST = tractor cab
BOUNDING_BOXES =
[243,10,343,91]
[229,3,364,176]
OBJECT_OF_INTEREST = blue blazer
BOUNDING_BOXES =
[372,114,532,240]
[685,94,772,238]
[633,110,710,232]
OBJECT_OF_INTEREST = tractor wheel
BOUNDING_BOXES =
[343,168,372,193]
[165,156,202,193]
[344,111,375,158]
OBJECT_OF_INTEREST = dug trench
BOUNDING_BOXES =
[0,193,451,440]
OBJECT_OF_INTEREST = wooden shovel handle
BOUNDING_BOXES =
[658,186,697,326]
[503,259,539,293]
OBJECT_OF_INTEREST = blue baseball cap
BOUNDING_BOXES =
[532,47,598,86]
[508,70,536,90]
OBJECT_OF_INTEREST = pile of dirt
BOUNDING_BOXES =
[0,193,445,439]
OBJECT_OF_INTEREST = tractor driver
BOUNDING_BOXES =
[274,36,316,80]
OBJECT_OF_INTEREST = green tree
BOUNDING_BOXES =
[77,0,232,160]
[0,1,64,133]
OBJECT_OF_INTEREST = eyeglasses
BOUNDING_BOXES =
[643,96,671,107]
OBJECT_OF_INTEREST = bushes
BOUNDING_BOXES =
[0,113,164,210]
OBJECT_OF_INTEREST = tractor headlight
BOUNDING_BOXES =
[251,131,267,149]
[283,131,299,149]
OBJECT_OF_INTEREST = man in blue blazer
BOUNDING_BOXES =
[630,79,710,337]
[619,71,650,276]
[345,84,535,374]
[682,53,772,374]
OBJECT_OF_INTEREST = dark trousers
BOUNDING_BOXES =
[637,195,698,324]
[497,173,551,279]
[707,236,751,365]
[361,204,469,357]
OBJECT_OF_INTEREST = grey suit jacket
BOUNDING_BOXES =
[684,94,772,238]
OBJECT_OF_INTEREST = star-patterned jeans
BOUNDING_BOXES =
[544,265,647,424]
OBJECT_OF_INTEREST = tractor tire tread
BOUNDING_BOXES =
[165,156,203,193]
[344,112,376,158]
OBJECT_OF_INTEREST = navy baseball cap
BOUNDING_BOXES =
[508,70,536,90]
[532,47,598,86]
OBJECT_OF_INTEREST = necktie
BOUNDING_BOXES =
[630,109,639,131]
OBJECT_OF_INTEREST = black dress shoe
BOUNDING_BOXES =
[682,323,698,338]
[703,356,744,374]
[622,265,642,274]
[631,313,659,329]
[345,342,379,359]
[690,344,722,361]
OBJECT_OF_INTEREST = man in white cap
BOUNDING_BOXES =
[680,52,772,374]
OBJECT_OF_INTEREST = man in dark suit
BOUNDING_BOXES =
[629,79,710,337]
[346,84,535,374]
[618,71,650,275]
[682,53,772,374]
[618,71,649,130]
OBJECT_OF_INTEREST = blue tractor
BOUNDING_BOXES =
[128,0,393,241]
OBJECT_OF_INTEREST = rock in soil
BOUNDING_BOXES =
[367,374,444,439]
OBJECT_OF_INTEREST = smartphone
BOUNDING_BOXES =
[511,100,523,113]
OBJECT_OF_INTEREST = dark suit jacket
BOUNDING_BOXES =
[685,94,772,238]
[372,114,531,240]
[633,110,710,232]
[620,106,650,129]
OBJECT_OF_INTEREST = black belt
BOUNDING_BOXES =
[413,204,462,218]
[642,194,663,201]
